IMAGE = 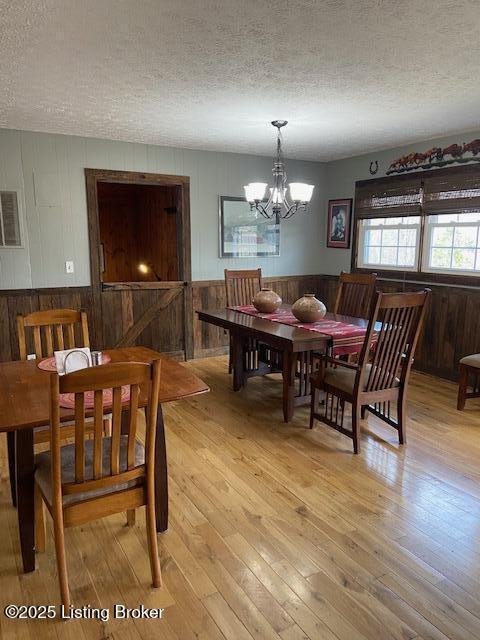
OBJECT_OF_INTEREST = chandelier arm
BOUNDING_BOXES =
[264,190,274,211]
[253,202,271,219]
[283,192,293,211]
[284,203,300,219]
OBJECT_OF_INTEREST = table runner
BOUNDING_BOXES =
[230,305,367,355]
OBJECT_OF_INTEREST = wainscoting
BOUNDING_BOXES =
[1,274,479,381]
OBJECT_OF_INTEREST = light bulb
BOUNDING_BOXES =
[138,263,149,274]
[270,187,285,205]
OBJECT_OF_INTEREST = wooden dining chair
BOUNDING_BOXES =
[224,268,263,307]
[457,354,480,410]
[224,268,263,373]
[333,271,377,318]
[34,360,162,608]
[8,309,94,506]
[330,271,377,360]
[17,308,90,361]
[310,289,430,453]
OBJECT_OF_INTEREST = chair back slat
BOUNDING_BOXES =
[334,271,377,318]
[359,290,430,393]
[33,326,42,359]
[127,384,140,469]
[93,389,104,480]
[17,309,90,360]
[225,269,262,307]
[55,324,65,351]
[110,386,123,475]
[50,361,161,500]
[44,325,54,356]
[66,324,75,349]
[74,393,85,482]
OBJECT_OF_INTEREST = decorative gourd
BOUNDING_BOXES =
[252,288,282,313]
[292,293,326,323]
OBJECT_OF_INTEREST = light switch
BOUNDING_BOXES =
[66,261,74,274]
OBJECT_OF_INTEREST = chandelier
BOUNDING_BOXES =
[244,120,314,223]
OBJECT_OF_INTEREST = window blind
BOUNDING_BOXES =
[354,175,422,219]
[423,165,480,214]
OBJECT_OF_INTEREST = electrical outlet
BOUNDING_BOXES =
[65,261,74,274]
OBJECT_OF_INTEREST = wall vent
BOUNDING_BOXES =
[0,191,21,246]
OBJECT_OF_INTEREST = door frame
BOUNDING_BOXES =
[84,168,193,359]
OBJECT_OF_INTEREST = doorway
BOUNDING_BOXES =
[85,169,193,360]
[97,181,179,283]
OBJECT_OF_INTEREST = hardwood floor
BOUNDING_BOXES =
[1,355,480,639]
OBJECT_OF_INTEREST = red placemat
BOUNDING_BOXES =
[59,385,130,409]
[38,353,111,372]
[230,305,367,342]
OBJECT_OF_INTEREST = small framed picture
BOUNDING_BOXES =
[326,198,352,249]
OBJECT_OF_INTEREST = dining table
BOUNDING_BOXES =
[197,305,369,422]
[0,346,209,574]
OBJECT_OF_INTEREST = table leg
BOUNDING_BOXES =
[15,428,35,573]
[282,351,297,423]
[232,333,246,392]
[7,431,17,507]
[154,405,168,533]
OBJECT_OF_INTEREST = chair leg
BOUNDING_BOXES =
[228,336,233,374]
[145,498,162,588]
[7,432,17,507]
[126,509,136,526]
[352,405,361,454]
[457,364,469,411]
[397,392,407,445]
[34,483,46,553]
[52,505,70,608]
[309,387,318,429]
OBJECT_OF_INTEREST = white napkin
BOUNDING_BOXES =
[54,347,92,375]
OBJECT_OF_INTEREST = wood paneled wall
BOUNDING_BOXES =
[1,274,479,381]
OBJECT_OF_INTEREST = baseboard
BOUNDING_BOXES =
[193,346,229,359]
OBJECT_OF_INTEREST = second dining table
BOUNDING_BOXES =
[197,305,369,422]
[0,346,209,574]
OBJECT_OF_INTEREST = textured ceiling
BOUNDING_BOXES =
[1,0,480,161]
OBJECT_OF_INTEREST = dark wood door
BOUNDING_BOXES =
[85,169,193,360]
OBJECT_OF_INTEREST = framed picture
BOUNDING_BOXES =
[219,196,280,258]
[326,198,352,249]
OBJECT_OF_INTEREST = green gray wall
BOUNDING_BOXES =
[3,125,480,290]
[0,128,326,289]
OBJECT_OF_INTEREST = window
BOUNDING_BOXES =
[0,191,21,247]
[424,212,480,274]
[354,166,480,280]
[359,216,420,270]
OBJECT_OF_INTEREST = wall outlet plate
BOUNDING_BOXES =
[65,261,74,274]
